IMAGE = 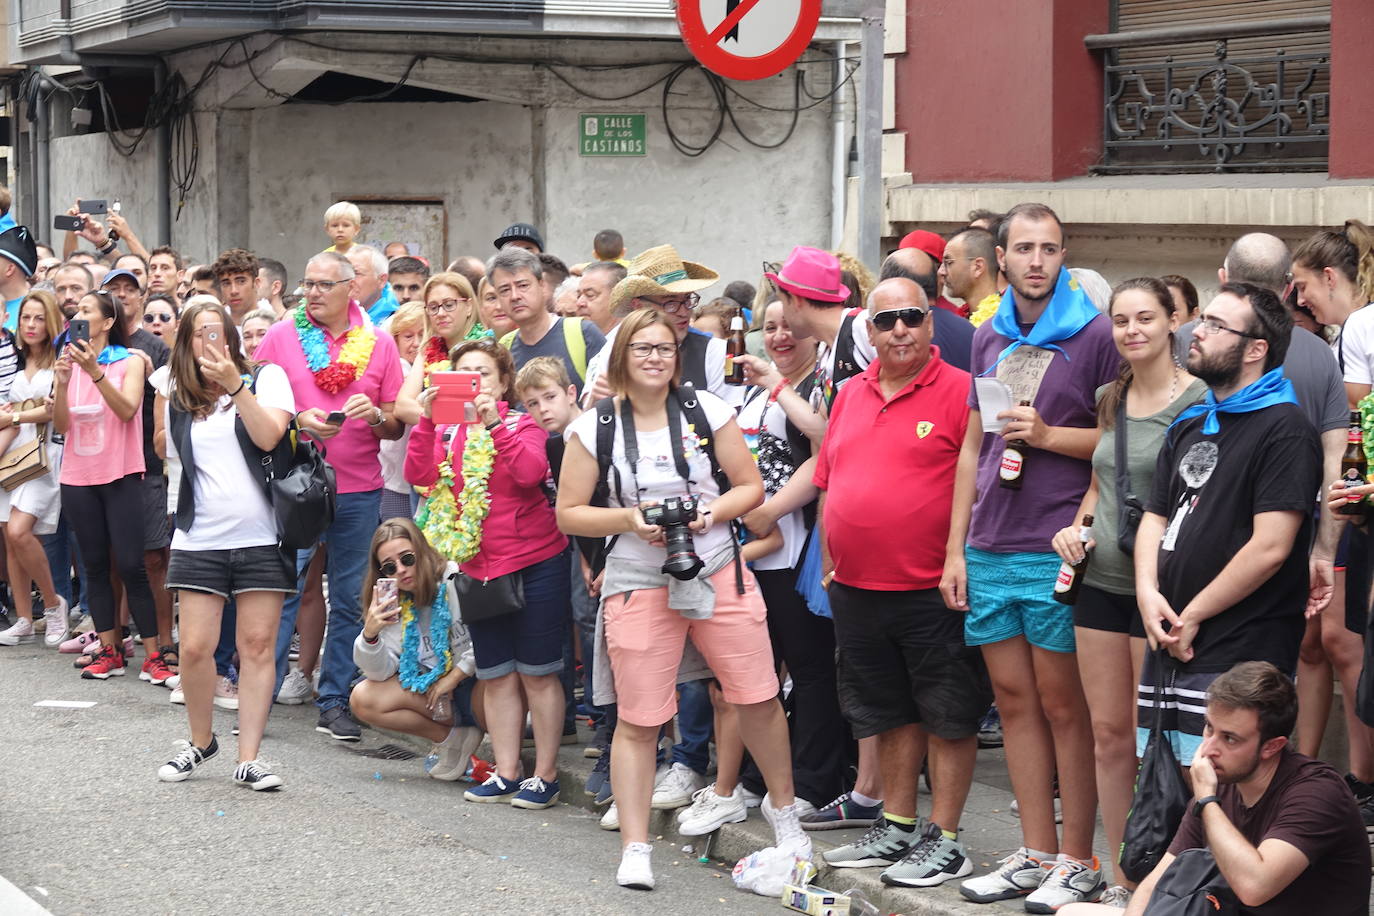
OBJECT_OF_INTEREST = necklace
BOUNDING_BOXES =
[415,422,498,564]
[397,585,453,693]
[294,308,376,393]
[1167,364,1180,403]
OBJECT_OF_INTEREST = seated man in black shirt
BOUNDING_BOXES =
[1063,661,1369,914]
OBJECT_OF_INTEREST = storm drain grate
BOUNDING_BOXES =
[352,743,419,760]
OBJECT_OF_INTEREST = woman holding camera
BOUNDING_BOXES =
[557,308,810,891]
[154,302,296,789]
[404,337,570,811]
[53,290,164,682]
[351,517,486,780]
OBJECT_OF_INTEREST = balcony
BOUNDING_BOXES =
[1087,16,1331,174]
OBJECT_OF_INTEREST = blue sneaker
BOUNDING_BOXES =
[463,772,521,803]
[510,776,560,810]
[800,791,884,831]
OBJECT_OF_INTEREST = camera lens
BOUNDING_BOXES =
[661,525,704,580]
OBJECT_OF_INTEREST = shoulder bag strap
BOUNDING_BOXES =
[1114,395,1134,506]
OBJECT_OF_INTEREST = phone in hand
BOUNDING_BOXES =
[77,199,108,214]
[203,323,222,351]
[376,577,399,616]
[54,215,84,232]
[69,320,90,346]
[325,410,347,425]
[431,371,481,424]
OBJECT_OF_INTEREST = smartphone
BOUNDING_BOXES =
[325,410,347,425]
[431,371,482,425]
[69,319,90,345]
[376,577,398,608]
[53,215,84,231]
[203,323,222,350]
[77,199,108,214]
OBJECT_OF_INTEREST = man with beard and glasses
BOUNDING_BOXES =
[1133,283,1319,784]
[1062,662,1369,916]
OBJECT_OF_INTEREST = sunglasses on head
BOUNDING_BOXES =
[869,307,928,331]
[378,552,417,577]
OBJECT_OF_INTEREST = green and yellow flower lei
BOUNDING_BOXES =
[416,424,498,563]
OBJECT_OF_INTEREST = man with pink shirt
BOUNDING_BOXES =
[255,251,404,741]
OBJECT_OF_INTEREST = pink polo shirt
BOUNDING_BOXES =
[255,304,404,494]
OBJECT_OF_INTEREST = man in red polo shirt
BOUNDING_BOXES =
[814,276,992,890]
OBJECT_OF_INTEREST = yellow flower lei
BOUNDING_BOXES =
[416,424,497,564]
[336,325,377,378]
[969,293,1002,328]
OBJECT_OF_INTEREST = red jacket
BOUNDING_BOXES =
[404,404,567,580]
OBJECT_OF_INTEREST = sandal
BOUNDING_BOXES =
[159,644,180,671]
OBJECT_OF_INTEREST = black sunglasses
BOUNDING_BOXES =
[378,552,417,577]
[869,307,928,331]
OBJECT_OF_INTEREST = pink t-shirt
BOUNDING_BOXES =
[60,358,146,486]
[254,304,404,494]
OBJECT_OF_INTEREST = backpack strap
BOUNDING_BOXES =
[499,329,517,349]
[673,384,744,595]
[562,317,588,383]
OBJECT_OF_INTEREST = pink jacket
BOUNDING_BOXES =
[405,404,567,580]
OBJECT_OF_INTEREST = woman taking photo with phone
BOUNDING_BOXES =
[154,302,295,789]
[405,337,570,811]
[393,273,484,426]
[350,517,486,780]
[53,290,165,682]
[556,307,810,891]
[0,290,70,647]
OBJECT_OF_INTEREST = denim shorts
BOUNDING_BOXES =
[465,550,570,680]
[167,544,298,599]
[963,546,1076,653]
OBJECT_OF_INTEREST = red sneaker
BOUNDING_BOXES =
[468,756,495,783]
[81,645,126,680]
[140,652,176,686]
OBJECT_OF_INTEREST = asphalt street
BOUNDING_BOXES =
[0,644,783,916]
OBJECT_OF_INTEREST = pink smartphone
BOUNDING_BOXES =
[431,371,481,424]
[375,577,398,608]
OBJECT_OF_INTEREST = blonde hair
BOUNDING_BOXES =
[324,200,361,228]
[423,272,478,341]
[515,356,572,396]
[389,300,426,341]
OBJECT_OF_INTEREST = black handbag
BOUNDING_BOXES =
[1142,849,1238,915]
[1120,651,1192,883]
[452,570,525,624]
[1115,399,1145,555]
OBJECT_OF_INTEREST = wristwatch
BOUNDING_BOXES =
[367,407,385,427]
[1192,795,1220,817]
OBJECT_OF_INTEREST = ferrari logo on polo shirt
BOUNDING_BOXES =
[916,421,934,439]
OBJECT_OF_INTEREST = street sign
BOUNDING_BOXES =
[677,0,822,81]
[579,113,647,157]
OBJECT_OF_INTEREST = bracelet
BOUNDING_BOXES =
[362,632,379,645]
[769,379,789,402]
[486,419,502,431]
[228,380,246,398]
[97,238,117,256]
[91,373,106,385]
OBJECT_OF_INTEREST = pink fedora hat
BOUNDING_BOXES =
[764,246,851,304]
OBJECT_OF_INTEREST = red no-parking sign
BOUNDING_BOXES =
[676,0,823,81]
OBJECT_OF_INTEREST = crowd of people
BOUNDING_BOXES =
[4,191,1373,911]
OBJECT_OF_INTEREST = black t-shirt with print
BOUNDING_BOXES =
[1146,403,1320,673]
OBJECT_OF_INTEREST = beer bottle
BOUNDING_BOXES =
[725,311,747,386]
[1338,409,1367,517]
[999,400,1031,489]
[1053,514,1094,606]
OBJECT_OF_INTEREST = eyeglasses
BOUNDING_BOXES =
[1195,317,1262,340]
[647,293,699,315]
[426,299,468,315]
[628,342,679,358]
[869,307,928,331]
[143,312,175,324]
[941,257,977,269]
[378,552,417,577]
[299,279,344,292]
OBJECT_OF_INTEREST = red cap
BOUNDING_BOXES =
[898,229,946,265]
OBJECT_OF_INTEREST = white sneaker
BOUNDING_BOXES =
[169,685,185,705]
[42,598,70,647]
[276,668,312,705]
[1024,855,1104,913]
[427,726,484,781]
[740,786,763,809]
[0,616,35,645]
[600,801,620,831]
[678,784,748,836]
[213,676,240,710]
[761,793,813,860]
[617,842,654,890]
[1099,884,1132,908]
[650,762,705,810]
[959,847,1050,903]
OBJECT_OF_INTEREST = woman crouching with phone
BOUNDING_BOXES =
[154,302,296,789]
[556,308,810,891]
[350,518,486,780]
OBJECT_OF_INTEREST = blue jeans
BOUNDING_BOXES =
[41,512,86,610]
[215,596,238,678]
[569,550,602,728]
[273,489,381,712]
[672,678,713,775]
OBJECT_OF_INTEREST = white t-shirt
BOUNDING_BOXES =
[566,389,738,567]
[1339,304,1374,386]
[148,365,179,512]
[735,387,807,570]
[379,358,413,494]
[164,363,296,551]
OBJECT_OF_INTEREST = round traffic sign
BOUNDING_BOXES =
[677,0,823,82]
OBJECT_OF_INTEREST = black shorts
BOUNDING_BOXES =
[1344,526,1371,636]
[167,545,297,600]
[1072,583,1146,637]
[829,583,992,741]
[142,473,172,551]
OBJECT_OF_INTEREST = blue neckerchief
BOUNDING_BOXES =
[1169,367,1297,436]
[366,285,399,326]
[97,345,129,365]
[981,269,1100,376]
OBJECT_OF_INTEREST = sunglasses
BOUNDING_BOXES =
[143,312,175,323]
[378,552,417,577]
[869,307,928,331]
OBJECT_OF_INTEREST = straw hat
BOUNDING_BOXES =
[611,244,720,310]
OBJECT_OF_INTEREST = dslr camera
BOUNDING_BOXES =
[641,495,703,580]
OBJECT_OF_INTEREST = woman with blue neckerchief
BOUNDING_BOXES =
[54,289,159,683]
[350,518,487,781]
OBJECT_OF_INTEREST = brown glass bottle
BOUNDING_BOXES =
[725,311,747,385]
[999,400,1031,489]
[1053,513,1094,606]
[1339,410,1367,516]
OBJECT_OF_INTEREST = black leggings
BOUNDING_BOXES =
[61,474,157,638]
